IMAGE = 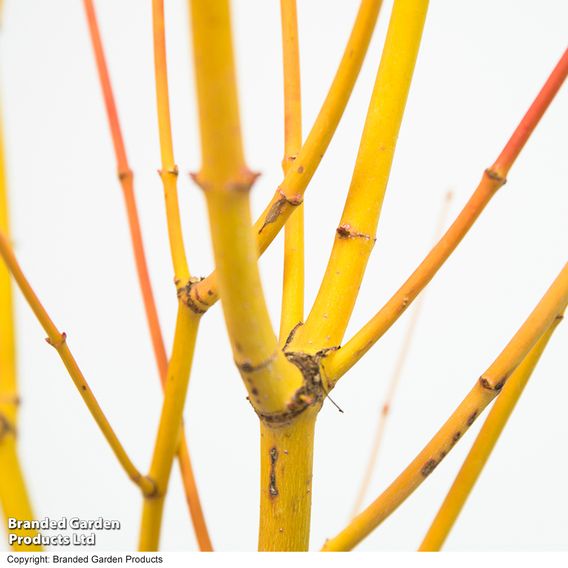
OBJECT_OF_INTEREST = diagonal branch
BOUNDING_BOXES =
[324,48,568,384]
[0,230,155,497]
[322,263,568,551]
[419,311,564,551]
[183,0,384,314]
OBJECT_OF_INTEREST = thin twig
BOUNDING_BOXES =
[350,191,453,517]
[0,230,154,497]
[279,0,304,343]
[83,0,167,380]
[150,0,211,551]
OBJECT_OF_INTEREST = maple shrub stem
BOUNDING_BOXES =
[0,106,40,551]
[83,0,167,381]
[190,0,318,550]
[0,231,154,497]
[324,47,568,383]
[419,312,563,551]
[322,263,568,551]
[189,0,302,416]
[148,0,212,551]
[85,0,209,549]
[258,409,317,551]
[183,0,384,314]
[293,0,430,352]
[138,305,200,551]
[279,0,304,342]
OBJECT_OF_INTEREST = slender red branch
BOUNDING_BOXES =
[83,0,167,380]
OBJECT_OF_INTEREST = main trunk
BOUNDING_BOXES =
[258,409,317,551]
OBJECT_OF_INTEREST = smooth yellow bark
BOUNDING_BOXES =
[190,0,302,415]
[419,314,563,551]
[294,0,429,352]
[0,110,40,550]
[279,0,304,342]
[322,264,568,550]
[188,0,384,312]
[258,410,317,551]
[139,305,200,551]
[150,0,211,550]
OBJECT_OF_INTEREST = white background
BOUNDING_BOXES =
[1,0,567,552]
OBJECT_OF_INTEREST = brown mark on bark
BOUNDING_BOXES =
[336,223,376,242]
[421,459,438,478]
[177,277,208,314]
[258,189,303,234]
[467,410,479,427]
[269,447,279,498]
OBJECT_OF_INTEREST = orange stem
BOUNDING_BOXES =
[84,0,211,549]
[325,47,568,383]
[83,0,167,380]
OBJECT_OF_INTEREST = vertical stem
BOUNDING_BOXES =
[0,104,40,551]
[151,0,211,551]
[294,0,429,351]
[189,0,302,414]
[258,410,317,551]
[152,0,190,285]
[139,305,200,551]
[188,0,384,311]
[279,0,304,341]
[190,1,312,550]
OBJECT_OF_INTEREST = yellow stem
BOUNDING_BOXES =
[152,0,189,285]
[0,110,16,429]
[294,0,429,351]
[190,1,316,551]
[322,263,568,551]
[324,48,568,383]
[419,312,563,551]
[0,439,41,550]
[0,231,154,497]
[279,0,304,342]
[186,0,384,313]
[0,105,40,551]
[151,0,211,551]
[139,305,199,551]
[258,409,317,551]
[189,0,302,415]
